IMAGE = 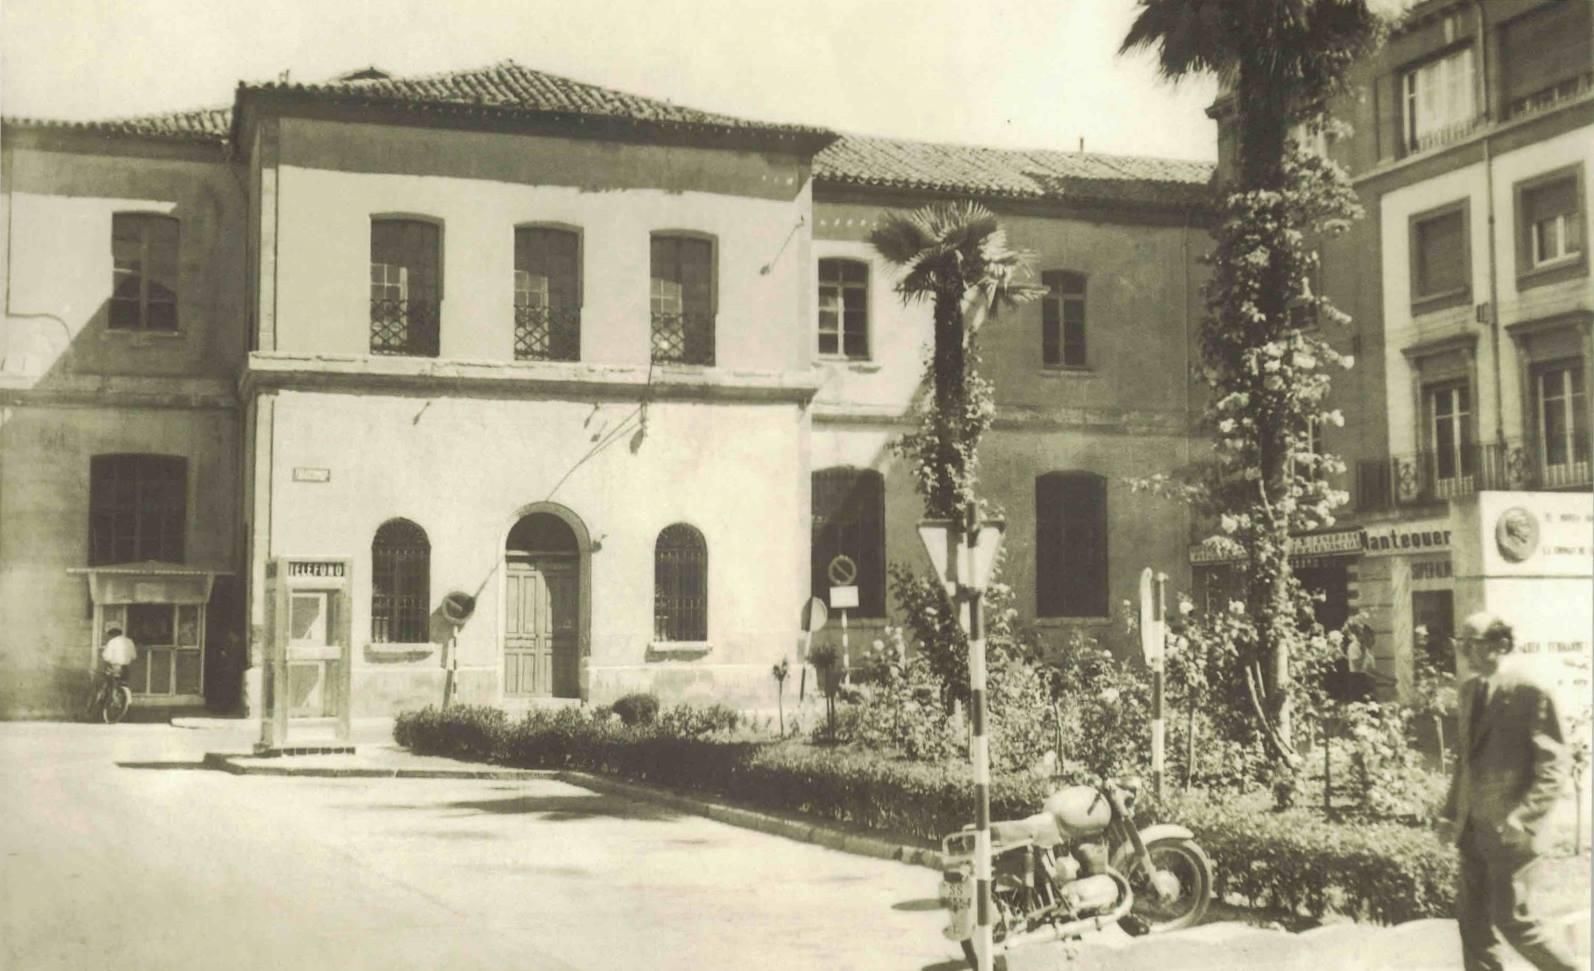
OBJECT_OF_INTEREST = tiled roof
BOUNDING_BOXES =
[238,60,832,143]
[4,105,232,143]
[815,134,1214,209]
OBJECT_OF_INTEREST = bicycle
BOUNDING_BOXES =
[82,662,132,724]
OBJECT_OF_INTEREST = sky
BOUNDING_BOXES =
[0,0,1218,162]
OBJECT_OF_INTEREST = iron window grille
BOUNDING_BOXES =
[1035,472,1108,618]
[370,219,442,357]
[110,214,179,332]
[1041,271,1087,368]
[514,227,581,361]
[372,519,430,644]
[811,467,886,616]
[88,454,187,565]
[818,259,869,359]
[650,235,715,365]
[654,523,707,642]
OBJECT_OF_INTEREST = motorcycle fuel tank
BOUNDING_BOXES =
[1042,785,1111,838]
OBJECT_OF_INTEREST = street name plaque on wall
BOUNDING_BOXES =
[292,467,331,483]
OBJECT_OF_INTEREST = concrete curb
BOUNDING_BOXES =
[203,752,555,781]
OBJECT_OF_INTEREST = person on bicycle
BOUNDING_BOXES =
[99,627,137,680]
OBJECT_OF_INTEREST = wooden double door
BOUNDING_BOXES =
[504,559,579,698]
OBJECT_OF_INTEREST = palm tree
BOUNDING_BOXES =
[869,201,1040,520]
[1121,0,1382,767]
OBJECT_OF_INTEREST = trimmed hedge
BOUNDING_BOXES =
[395,705,1457,923]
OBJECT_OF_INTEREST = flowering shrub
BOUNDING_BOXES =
[611,692,660,726]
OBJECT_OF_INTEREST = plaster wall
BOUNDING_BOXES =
[0,404,239,715]
[267,119,813,371]
[265,389,807,713]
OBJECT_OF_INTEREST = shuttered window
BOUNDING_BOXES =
[654,524,707,642]
[811,468,886,617]
[1411,204,1468,302]
[370,219,442,357]
[1035,473,1108,618]
[372,519,430,643]
[650,235,715,365]
[89,454,187,565]
[1501,1,1592,117]
[514,227,582,361]
[110,214,179,332]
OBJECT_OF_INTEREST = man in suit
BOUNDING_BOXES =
[1437,611,1577,971]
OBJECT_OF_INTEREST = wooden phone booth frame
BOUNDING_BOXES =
[258,556,353,753]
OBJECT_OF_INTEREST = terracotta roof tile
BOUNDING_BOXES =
[4,105,231,142]
[815,134,1214,208]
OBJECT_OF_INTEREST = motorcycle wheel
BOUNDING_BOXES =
[958,889,1015,971]
[104,685,132,724]
[1122,837,1212,933]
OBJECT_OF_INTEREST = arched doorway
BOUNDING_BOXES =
[504,511,583,699]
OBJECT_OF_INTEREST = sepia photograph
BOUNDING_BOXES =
[1,1,1590,968]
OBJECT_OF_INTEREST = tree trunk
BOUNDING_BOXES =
[930,286,967,519]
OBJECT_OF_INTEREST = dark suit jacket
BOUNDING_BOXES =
[1442,656,1568,853]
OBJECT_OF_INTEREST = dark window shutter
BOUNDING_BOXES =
[1416,209,1466,296]
[1502,2,1591,110]
[1035,473,1108,618]
[811,468,886,617]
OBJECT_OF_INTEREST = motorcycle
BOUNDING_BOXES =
[938,776,1212,968]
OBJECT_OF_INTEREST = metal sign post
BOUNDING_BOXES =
[827,555,858,684]
[799,597,828,702]
[919,513,1005,971]
[1139,568,1168,801]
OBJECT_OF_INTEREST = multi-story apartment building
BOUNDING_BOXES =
[0,61,1212,719]
[1208,0,1592,708]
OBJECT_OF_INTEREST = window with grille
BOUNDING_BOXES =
[371,519,430,643]
[514,227,581,361]
[654,523,707,642]
[1035,472,1108,618]
[817,259,869,359]
[1410,203,1469,305]
[1425,382,1474,482]
[1041,271,1087,368]
[1402,46,1476,152]
[89,454,187,565]
[811,468,885,617]
[110,214,178,332]
[1536,361,1589,475]
[370,219,441,357]
[650,234,715,365]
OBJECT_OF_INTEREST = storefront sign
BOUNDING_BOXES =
[1361,521,1451,556]
[1410,559,1452,581]
[1188,528,1360,565]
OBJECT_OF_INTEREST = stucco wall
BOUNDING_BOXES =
[0,404,239,715]
[265,389,808,714]
[267,119,814,371]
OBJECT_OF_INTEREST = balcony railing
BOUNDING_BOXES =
[1404,115,1485,156]
[513,306,581,362]
[1356,440,1592,511]
[370,293,441,357]
[650,311,715,366]
[1507,71,1594,122]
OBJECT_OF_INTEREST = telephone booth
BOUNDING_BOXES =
[259,556,353,752]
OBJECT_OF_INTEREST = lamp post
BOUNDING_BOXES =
[919,509,1005,971]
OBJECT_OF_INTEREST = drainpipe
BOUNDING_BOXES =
[1476,0,1506,451]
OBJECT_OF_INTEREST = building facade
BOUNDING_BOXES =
[1,62,1212,719]
[1206,0,1592,708]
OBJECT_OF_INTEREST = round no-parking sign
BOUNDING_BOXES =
[827,555,857,586]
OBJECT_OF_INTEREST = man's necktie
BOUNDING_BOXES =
[1469,678,1489,751]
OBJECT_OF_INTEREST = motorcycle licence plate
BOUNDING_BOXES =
[939,880,973,940]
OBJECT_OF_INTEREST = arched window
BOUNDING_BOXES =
[111,214,179,332]
[89,453,187,564]
[514,226,582,362]
[372,519,430,643]
[1035,472,1108,618]
[811,467,885,616]
[654,523,707,642]
[370,218,442,357]
[650,233,716,365]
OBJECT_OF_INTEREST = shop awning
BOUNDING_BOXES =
[67,561,234,605]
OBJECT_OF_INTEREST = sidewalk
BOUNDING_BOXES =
[185,721,1591,971]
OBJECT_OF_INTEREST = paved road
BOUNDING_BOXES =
[0,722,959,971]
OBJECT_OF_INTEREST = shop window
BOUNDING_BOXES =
[1535,360,1590,485]
[89,454,186,565]
[1041,271,1087,368]
[650,234,715,365]
[817,259,869,360]
[371,519,430,643]
[370,218,441,357]
[654,523,707,642]
[811,467,885,617]
[1035,472,1108,618]
[110,213,179,332]
[514,226,581,361]
[1402,46,1476,153]
[1409,201,1469,309]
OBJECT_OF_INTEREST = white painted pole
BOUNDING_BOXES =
[964,511,992,971]
[841,607,850,686]
[1152,572,1167,802]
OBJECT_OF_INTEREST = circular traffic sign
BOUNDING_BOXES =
[827,554,857,586]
